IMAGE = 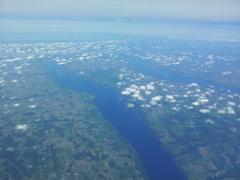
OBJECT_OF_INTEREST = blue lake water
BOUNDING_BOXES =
[49,64,187,180]
[48,57,240,180]
[134,59,240,94]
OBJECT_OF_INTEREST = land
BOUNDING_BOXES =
[1,36,240,180]
[0,49,146,179]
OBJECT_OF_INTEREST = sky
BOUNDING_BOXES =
[0,0,240,21]
[0,0,240,40]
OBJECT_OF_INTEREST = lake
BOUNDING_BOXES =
[49,63,187,180]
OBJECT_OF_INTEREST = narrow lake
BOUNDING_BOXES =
[134,59,240,94]
[48,55,240,180]
[48,64,187,180]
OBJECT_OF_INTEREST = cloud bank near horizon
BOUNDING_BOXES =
[0,0,240,21]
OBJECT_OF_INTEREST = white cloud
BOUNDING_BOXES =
[127,103,134,107]
[228,101,236,106]
[130,84,139,89]
[145,90,151,95]
[188,83,198,87]
[138,96,145,101]
[29,105,37,108]
[151,96,162,101]
[119,74,124,79]
[15,124,28,131]
[57,62,66,65]
[218,109,226,114]
[150,101,157,105]
[198,98,209,103]
[126,88,136,93]
[166,95,174,100]
[199,109,211,113]
[207,55,213,59]
[27,56,33,59]
[230,127,237,132]
[121,91,131,95]
[227,106,235,114]
[206,119,214,124]
[172,107,180,111]
[196,89,201,92]
[132,93,140,98]
[192,102,200,105]
[139,86,146,90]
[169,99,177,103]
[146,84,155,90]
[135,90,140,94]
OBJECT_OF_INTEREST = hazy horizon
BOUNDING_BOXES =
[0,0,240,40]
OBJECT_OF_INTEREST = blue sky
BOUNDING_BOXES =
[0,0,240,39]
[1,0,240,21]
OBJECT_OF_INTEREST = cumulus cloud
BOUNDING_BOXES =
[218,109,226,114]
[29,105,37,108]
[198,98,209,103]
[57,62,67,65]
[141,104,151,107]
[227,106,235,114]
[132,93,140,98]
[130,84,139,89]
[146,84,155,90]
[166,95,174,100]
[15,124,28,131]
[206,119,215,124]
[188,83,198,87]
[126,87,136,93]
[121,91,131,95]
[199,109,211,113]
[139,86,146,90]
[127,103,134,107]
[172,107,180,111]
[135,90,140,94]
[138,96,145,101]
[119,74,124,79]
[228,101,236,106]
[14,103,20,107]
[230,127,237,132]
[207,55,213,59]
[151,96,162,101]
[145,90,151,95]
[150,101,157,105]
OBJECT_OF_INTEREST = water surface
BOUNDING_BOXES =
[49,64,187,180]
